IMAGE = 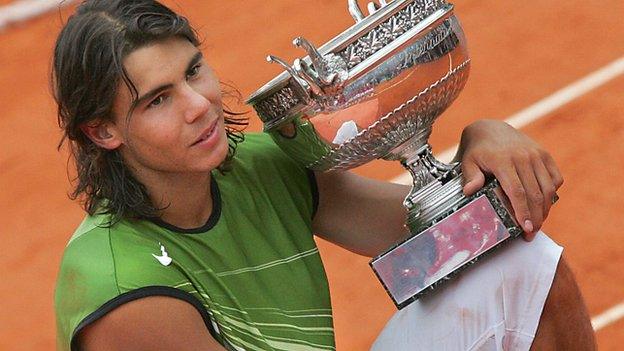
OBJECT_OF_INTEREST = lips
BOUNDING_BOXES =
[191,119,219,146]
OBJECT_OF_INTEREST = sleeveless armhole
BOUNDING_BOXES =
[70,286,219,351]
[307,169,319,219]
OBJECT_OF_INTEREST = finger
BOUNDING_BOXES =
[494,163,534,239]
[533,157,557,216]
[541,152,564,190]
[515,156,545,234]
[461,159,486,196]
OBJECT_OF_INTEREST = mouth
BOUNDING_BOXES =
[191,119,219,147]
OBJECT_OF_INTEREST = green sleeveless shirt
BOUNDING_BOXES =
[54,133,335,351]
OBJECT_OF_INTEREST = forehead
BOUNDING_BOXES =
[122,37,200,92]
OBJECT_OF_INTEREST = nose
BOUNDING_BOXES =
[182,84,211,124]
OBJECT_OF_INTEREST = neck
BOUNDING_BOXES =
[139,170,215,229]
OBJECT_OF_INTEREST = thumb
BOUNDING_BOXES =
[461,160,485,195]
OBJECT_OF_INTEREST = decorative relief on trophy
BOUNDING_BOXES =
[247,0,524,309]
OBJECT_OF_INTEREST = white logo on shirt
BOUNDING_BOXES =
[152,242,172,266]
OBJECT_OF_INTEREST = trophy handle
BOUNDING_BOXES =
[348,0,391,22]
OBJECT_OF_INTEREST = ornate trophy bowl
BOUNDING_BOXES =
[248,0,523,309]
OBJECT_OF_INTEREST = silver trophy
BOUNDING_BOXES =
[247,0,523,309]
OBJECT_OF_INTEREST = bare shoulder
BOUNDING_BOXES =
[79,296,226,351]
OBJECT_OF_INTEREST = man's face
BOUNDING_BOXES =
[110,37,229,178]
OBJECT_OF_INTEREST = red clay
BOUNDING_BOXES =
[0,0,622,350]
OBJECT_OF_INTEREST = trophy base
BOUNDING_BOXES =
[370,179,523,309]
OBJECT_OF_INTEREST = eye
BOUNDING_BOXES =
[187,63,202,79]
[148,95,167,108]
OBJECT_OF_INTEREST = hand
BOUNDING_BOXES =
[455,119,564,241]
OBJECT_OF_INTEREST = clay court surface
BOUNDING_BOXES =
[1,0,623,349]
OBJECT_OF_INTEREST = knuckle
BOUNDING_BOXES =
[511,185,526,199]
[530,191,545,205]
[513,151,531,164]
[528,149,542,161]
[483,151,498,162]
[472,150,493,163]
[538,149,552,160]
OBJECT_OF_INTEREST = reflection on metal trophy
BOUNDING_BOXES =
[247,0,524,309]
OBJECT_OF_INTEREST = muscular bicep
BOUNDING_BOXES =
[79,296,226,351]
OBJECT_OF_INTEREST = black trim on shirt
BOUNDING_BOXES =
[307,170,319,219]
[148,175,222,234]
[70,286,220,351]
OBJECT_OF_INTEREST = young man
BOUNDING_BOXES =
[53,1,594,350]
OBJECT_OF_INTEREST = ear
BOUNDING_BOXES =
[80,121,123,150]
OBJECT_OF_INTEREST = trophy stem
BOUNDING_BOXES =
[394,137,465,234]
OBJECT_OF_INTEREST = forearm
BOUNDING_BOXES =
[313,171,411,257]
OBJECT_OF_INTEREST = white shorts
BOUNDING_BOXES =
[371,232,563,351]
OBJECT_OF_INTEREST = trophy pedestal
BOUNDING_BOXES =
[370,140,524,308]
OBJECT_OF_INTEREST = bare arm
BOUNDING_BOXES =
[312,120,564,256]
[312,171,410,258]
[79,296,226,351]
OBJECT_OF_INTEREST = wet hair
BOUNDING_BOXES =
[52,0,247,224]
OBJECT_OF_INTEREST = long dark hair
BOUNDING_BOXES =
[52,0,247,224]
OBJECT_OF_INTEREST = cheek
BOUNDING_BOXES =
[209,86,223,104]
[196,73,223,108]
[126,117,181,155]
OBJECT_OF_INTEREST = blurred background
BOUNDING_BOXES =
[1,0,622,349]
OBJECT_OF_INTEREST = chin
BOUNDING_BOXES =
[205,136,230,171]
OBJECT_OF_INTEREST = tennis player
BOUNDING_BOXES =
[53,1,595,350]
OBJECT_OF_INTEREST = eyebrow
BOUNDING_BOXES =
[132,51,204,108]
